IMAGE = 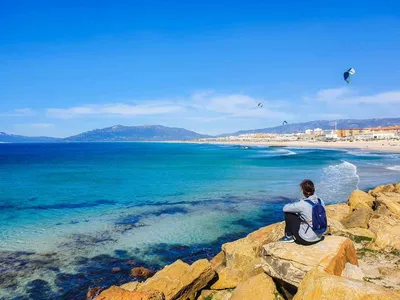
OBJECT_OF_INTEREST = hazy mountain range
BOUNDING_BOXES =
[224,117,400,136]
[64,125,210,142]
[1,117,399,143]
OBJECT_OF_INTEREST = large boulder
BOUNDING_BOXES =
[222,238,257,272]
[221,222,285,273]
[210,259,263,289]
[246,222,285,251]
[95,286,165,300]
[341,207,373,229]
[197,289,233,300]
[326,218,349,236]
[293,268,400,300]
[261,236,358,287]
[376,192,400,216]
[348,190,374,211]
[325,203,350,221]
[137,259,215,300]
[211,222,284,289]
[230,273,283,300]
[210,251,226,272]
[370,184,396,197]
[326,219,375,245]
[368,211,400,250]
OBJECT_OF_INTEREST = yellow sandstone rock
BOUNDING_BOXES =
[210,258,264,289]
[293,268,400,300]
[341,207,373,229]
[246,222,285,250]
[370,184,396,197]
[377,192,400,216]
[210,251,226,272]
[137,259,215,300]
[262,236,358,287]
[211,222,284,289]
[120,282,140,291]
[325,203,350,221]
[95,286,165,300]
[368,212,400,250]
[348,190,374,211]
[230,273,283,300]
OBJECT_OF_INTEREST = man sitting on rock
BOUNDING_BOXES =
[279,179,327,245]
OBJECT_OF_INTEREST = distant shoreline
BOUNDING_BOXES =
[1,140,400,153]
[172,140,400,153]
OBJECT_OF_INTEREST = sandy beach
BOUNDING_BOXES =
[186,140,400,153]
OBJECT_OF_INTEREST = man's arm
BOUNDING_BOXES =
[283,201,303,213]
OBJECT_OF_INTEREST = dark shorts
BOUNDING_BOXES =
[284,212,321,246]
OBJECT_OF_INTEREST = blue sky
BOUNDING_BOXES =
[1,1,399,137]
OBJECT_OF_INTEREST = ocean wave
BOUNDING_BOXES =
[386,165,400,172]
[318,161,360,202]
[347,150,400,159]
[346,150,385,157]
[257,149,297,157]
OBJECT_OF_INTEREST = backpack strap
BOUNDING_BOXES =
[304,199,315,206]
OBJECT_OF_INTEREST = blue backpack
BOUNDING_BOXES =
[304,198,327,235]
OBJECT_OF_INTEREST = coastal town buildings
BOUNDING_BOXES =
[337,126,400,139]
[198,125,400,143]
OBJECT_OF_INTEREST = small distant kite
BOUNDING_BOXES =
[343,68,356,84]
[282,121,288,125]
[258,102,263,108]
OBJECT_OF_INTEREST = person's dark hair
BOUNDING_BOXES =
[300,179,315,197]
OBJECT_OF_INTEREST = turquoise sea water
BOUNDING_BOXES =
[0,142,399,299]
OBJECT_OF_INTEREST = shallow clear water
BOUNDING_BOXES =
[0,143,399,299]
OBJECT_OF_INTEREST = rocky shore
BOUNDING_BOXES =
[90,182,400,300]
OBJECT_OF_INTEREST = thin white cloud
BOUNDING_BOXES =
[191,92,291,119]
[0,108,35,117]
[350,91,400,104]
[315,87,353,101]
[308,87,400,104]
[47,103,183,119]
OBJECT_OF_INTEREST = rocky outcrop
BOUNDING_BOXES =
[136,259,215,300]
[246,222,285,252]
[211,222,284,289]
[95,286,165,300]
[230,273,283,300]
[262,236,358,287]
[368,209,400,250]
[376,192,400,216]
[370,184,396,197]
[97,182,400,300]
[293,268,400,300]
[210,264,262,290]
[348,190,374,211]
[341,207,373,229]
[325,203,350,221]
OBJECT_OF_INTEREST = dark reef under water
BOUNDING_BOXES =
[1,195,287,300]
